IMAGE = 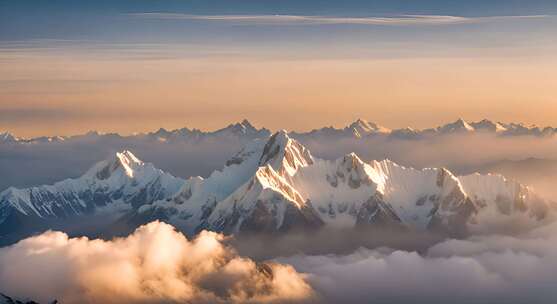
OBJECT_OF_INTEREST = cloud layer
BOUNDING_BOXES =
[3,219,557,303]
[131,13,548,26]
[279,221,557,304]
[0,222,313,304]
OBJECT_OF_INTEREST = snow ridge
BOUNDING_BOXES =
[129,132,553,236]
[1,131,553,241]
[0,151,184,221]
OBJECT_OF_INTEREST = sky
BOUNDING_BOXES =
[1,0,557,137]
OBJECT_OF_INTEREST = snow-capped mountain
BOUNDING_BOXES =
[135,131,320,234]
[2,119,556,146]
[349,119,391,137]
[120,131,552,237]
[146,119,270,143]
[388,119,557,139]
[0,119,270,145]
[0,132,18,143]
[436,118,475,134]
[470,119,507,133]
[0,151,184,243]
[294,118,557,141]
[1,131,553,245]
[459,173,550,231]
[291,119,390,140]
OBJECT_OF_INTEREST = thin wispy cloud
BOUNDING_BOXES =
[130,13,549,26]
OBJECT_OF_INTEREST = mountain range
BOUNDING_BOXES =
[1,130,552,246]
[2,118,556,145]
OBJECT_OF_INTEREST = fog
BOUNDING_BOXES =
[301,133,557,174]
[0,222,313,304]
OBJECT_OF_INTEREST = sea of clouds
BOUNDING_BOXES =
[280,221,557,304]
[2,220,557,303]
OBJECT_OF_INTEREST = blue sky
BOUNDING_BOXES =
[1,0,555,52]
[2,0,556,43]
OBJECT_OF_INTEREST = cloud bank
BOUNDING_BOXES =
[0,222,313,304]
[279,221,557,304]
[3,220,557,303]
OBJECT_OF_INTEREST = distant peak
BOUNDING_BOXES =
[231,119,255,129]
[352,118,368,126]
[85,130,101,136]
[240,119,253,127]
[348,118,370,129]
[452,118,472,127]
[438,118,474,133]
[274,129,290,138]
[0,131,17,142]
[346,119,390,137]
[90,150,144,180]
[471,119,507,132]
[216,119,261,135]
[153,127,170,136]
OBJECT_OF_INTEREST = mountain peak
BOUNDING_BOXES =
[346,119,390,137]
[153,127,171,137]
[438,118,475,133]
[116,150,142,166]
[259,131,313,177]
[259,131,293,166]
[342,152,362,163]
[215,119,261,136]
[232,119,256,130]
[470,119,507,132]
[90,150,144,180]
[351,118,368,127]
[240,118,253,127]
[0,131,17,142]
[338,152,368,173]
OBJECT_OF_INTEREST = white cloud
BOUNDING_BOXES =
[130,13,548,26]
[279,221,557,304]
[0,221,313,304]
[3,219,557,303]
